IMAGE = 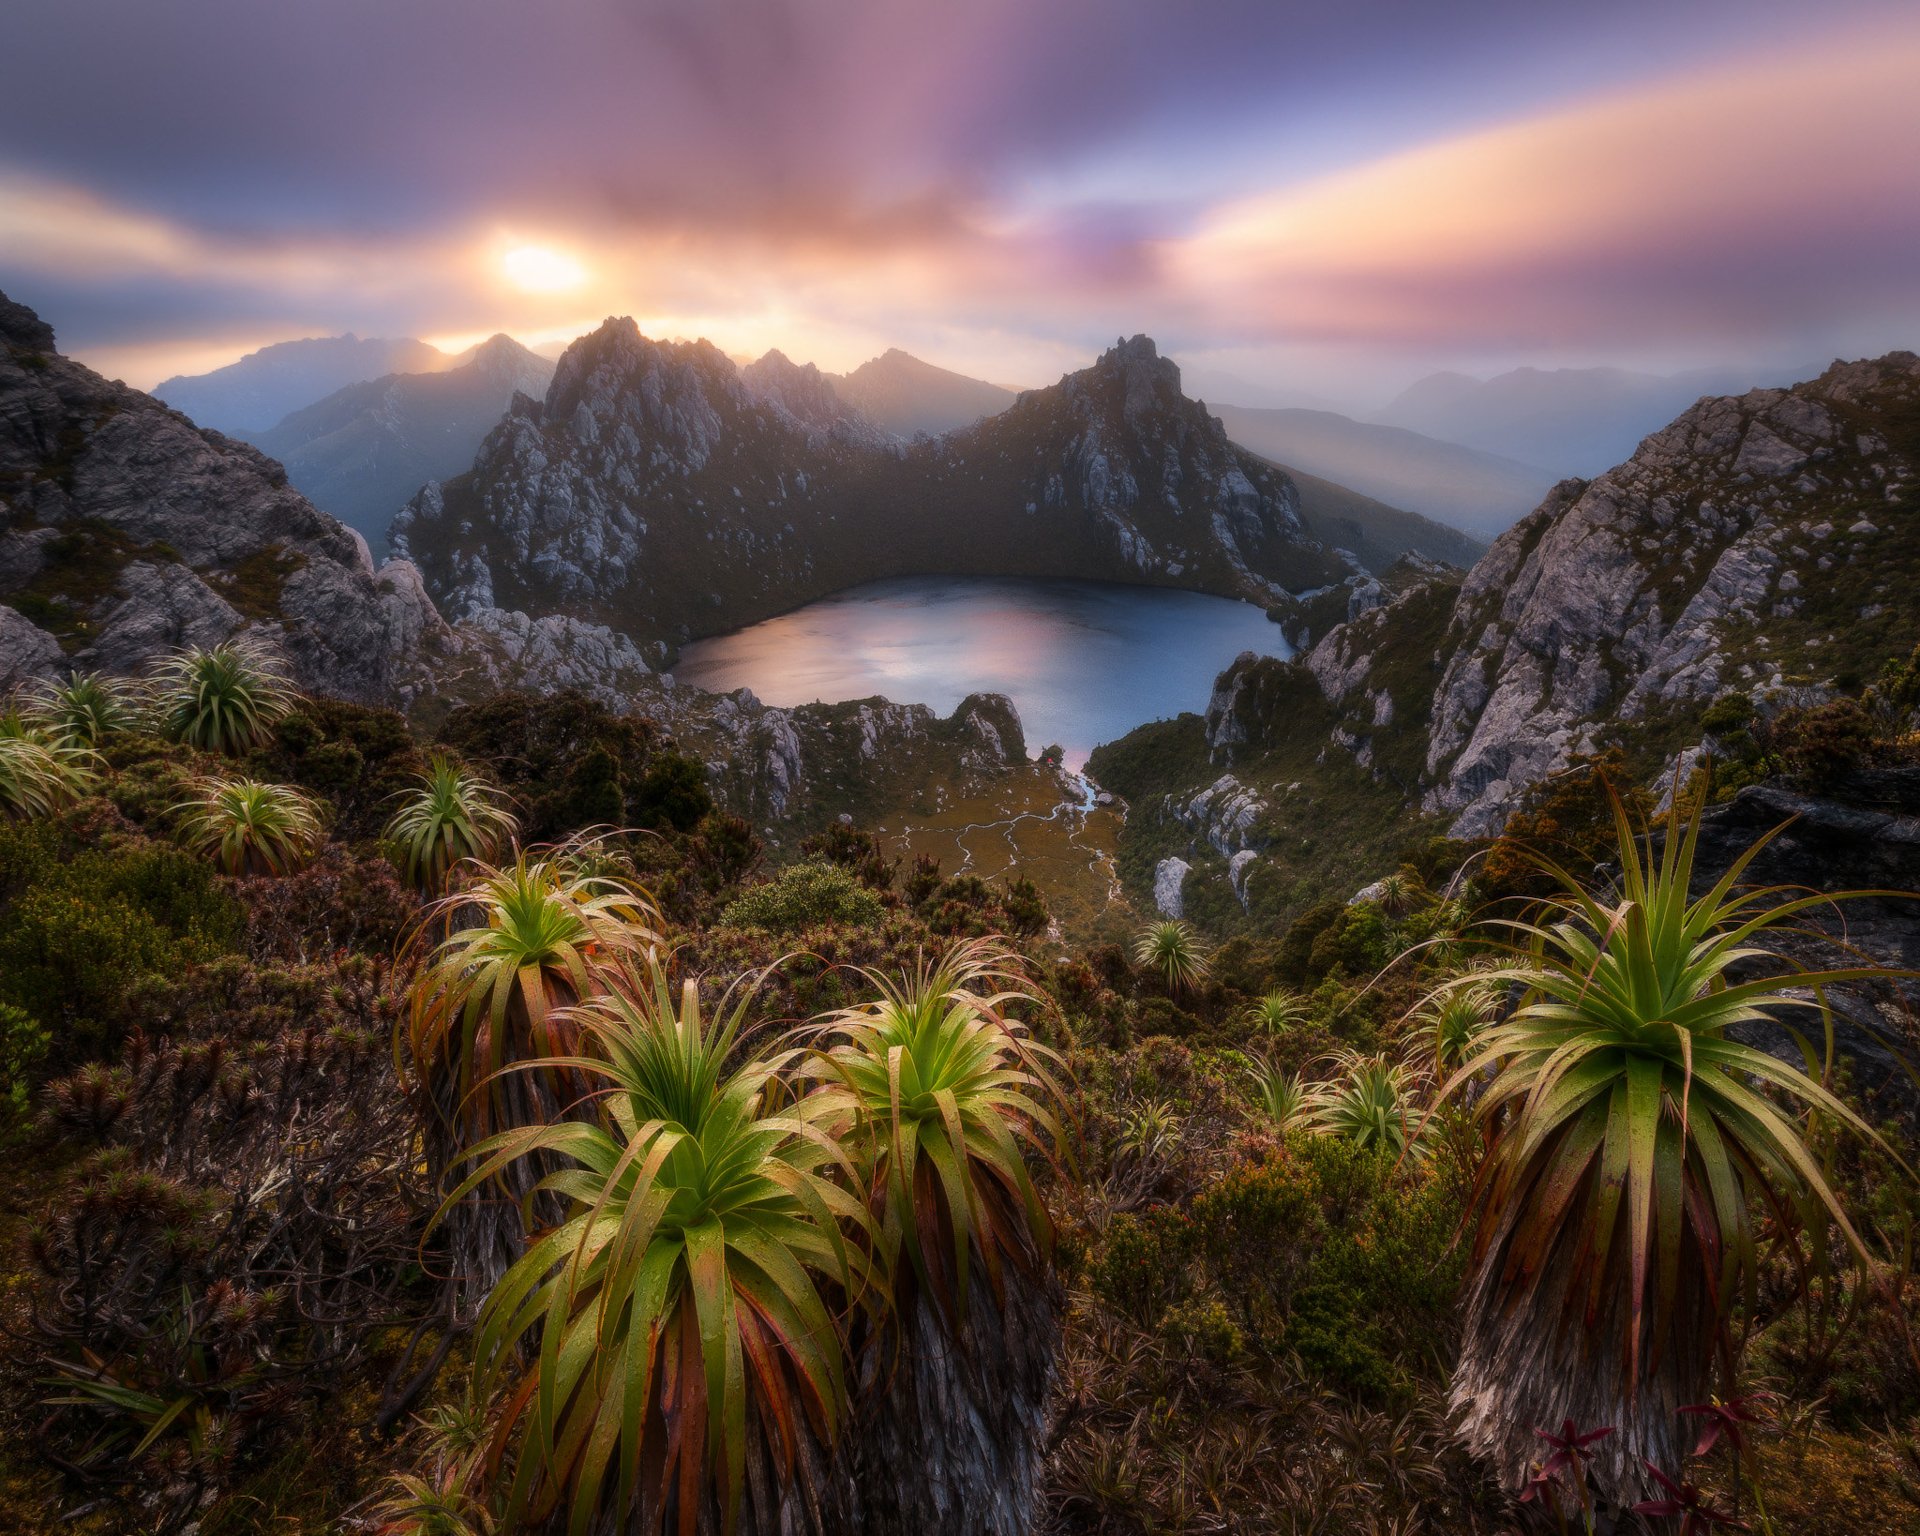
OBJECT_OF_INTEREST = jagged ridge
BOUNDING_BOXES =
[392,324,1344,652]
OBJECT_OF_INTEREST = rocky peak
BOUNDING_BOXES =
[1,293,55,352]
[1072,333,1184,423]
[740,348,881,442]
[1406,352,1920,834]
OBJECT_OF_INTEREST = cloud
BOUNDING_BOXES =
[1,1,1913,388]
[1166,18,1920,352]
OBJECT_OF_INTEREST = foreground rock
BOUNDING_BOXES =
[0,290,449,701]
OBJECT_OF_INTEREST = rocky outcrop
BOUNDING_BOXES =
[394,324,1343,650]
[1422,356,1920,834]
[0,290,450,704]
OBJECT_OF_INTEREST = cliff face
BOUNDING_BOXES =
[0,290,449,702]
[392,324,1343,652]
[1419,354,1920,833]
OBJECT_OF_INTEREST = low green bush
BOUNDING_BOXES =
[0,821,243,1063]
[718,860,886,934]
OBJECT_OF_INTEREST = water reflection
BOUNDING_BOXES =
[671,576,1293,768]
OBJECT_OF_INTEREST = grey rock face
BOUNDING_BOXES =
[1152,857,1191,918]
[0,289,449,703]
[1417,355,1920,835]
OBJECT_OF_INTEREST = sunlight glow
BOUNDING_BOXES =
[500,243,587,294]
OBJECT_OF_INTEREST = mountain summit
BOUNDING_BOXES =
[826,347,1017,437]
[393,324,1347,652]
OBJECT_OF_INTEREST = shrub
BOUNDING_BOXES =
[0,822,243,1062]
[1777,697,1880,788]
[435,688,708,840]
[720,859,885,933]
[1091,1207,1196,1326]
[1,1001,50,1122]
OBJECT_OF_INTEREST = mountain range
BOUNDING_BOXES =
[154,334,456,435]
[238,335,553,550]
[1375,362,1812,478]
[392,327,1352,653]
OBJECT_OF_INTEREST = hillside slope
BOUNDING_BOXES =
[1092,353,1920,920]
[241,335,553,550]
[0,291,448,701]
[394,325,1345,653]
[1212,402,1553,539]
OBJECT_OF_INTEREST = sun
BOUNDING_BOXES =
[500,243,587,294]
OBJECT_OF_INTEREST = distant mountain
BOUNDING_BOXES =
[826,348,1016,437]
[393,326,1353,651]
[155,334,451,435]
[1375,363,1810,478]
[1275,463,1484,573]
[1178,365,1345,414]
[1211,404,1554,540]
[240,335,553,551]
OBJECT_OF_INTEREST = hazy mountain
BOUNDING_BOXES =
[1375,363,1811,477]
[826,348,1017,437]
[1211,403,1554,540]
[240,335,553,551]
[393,326,1352,650]
[1276,464,1484,573]
[1178,365,1346,414]
[155,334,451,435]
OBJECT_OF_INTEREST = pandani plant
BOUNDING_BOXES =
[1435,787,1914,1505]
[152,639,296,755]
[448,959,871,1536]
[384,753,520,893]
[30,670,145,746]
[1133,920,1210,996]
[175,776,325,876]
[1246,989,1308,1036]
[804,938,1068,1536]
[402,852,661,1305]
[0,716,100,818]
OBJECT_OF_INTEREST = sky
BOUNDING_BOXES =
[2,0,1917,406]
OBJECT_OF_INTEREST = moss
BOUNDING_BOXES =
[206,542,308,620]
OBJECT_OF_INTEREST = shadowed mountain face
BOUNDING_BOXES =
[1212,403,1555,540]
[0,290,447,700]
[393,325,1347,652]
[240,335,554,552]
[826,348,1019,438]
[1375,363,1811,478]
[154,334,452,435]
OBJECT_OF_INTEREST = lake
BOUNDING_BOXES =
[670,576,1293,767]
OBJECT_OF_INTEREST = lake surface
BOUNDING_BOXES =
[671,576,1293,767]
